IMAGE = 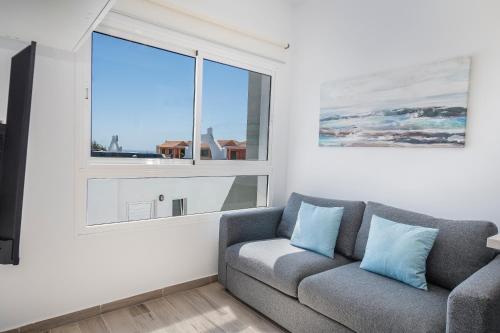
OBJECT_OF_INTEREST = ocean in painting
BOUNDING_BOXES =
[319,57,471,147]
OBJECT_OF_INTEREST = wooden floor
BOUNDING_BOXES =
[47,283,285,333]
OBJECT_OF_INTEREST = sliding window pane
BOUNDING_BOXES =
[91,32,195,159]
[201,60,271,161]
[86,175,268,225]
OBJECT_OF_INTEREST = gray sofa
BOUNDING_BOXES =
[218,192,500,333]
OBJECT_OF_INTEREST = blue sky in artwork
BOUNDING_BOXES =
[91,32,248,152]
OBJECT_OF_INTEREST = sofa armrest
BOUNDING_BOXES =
[447,255,500,333]
[218,207,284,286]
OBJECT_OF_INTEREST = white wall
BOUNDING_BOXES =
[287,0,500,224]
[0,38,22,122]
[0,0,292,330]
[0,0,112,51]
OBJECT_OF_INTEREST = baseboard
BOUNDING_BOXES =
[4,274,218,333]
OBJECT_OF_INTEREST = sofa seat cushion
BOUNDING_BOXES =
[225,238,351,297]
[298,262,450,333]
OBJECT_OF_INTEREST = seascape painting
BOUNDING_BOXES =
[319,57,471,147]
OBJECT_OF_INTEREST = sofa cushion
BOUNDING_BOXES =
[278,192,365,258]
[225,238,351,297]
[298,262,450,333]
[353,202,498,290]
[290,203,344,258]
[360,215,439,290]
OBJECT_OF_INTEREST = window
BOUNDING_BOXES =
[172,198,187,217]
[91,33,271,162]
[91,32,195,159]
[87,176,268,225]
[201,60,271,161]
[77,24,275,231]
[200,148,210,158]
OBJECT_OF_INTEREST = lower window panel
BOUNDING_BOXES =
[86,175,268,226]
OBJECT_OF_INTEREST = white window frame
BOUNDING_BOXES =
[74,12,278,235]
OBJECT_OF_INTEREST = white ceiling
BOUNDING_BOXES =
[0,0,113,50]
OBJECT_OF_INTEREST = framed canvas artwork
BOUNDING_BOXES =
[319,57,471,147]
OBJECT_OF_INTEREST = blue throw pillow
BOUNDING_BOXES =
[290,202,344,258]
[360,215,439,290]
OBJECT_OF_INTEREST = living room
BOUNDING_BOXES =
[0,1,499,332]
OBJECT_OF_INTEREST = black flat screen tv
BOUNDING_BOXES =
[0,42,36,265]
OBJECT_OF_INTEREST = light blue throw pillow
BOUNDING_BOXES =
[290,202,344,258]
[360,215,439,290]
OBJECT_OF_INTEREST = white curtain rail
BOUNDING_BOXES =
[146,0,290,50]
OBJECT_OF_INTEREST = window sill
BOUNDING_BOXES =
[76,207,263,236]
[77,211,222,236]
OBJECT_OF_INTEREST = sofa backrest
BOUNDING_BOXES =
[354,202,498,290]
[277,192,365,258]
